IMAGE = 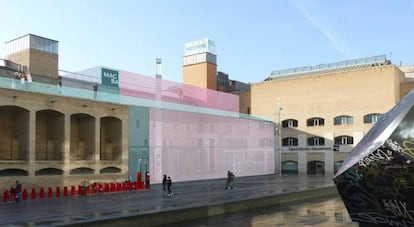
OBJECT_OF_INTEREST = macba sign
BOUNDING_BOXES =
[102,68,119,88]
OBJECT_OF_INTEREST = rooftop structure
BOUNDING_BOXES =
[266,55,391,81]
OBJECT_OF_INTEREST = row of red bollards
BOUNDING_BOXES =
[2,181,147,203]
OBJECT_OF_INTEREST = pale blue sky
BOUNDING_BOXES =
[1,0,414,83]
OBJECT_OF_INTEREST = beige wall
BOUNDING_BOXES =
[0,88,129,191]
[183,62,217,90]
[239,89,251,114]
[250,65,405,174]
[7,48,59,82]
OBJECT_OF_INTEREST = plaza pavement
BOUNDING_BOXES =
[0,174,338,227]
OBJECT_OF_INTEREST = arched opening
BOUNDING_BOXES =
[100,116,122,161]
[282,160,298,175]
[35,168,64,176]
[70,113,95,160]
[100,167,121,174]
[334,160,344,174]
[0,105,29,161]
[0,168,29,177]
[36,110,65,160]
[307,160,325,175]
[70,167,94,175]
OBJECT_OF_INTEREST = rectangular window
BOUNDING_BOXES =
[288,138,294,146]
[313,137,320,146]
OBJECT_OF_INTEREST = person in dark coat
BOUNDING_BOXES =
[167,176,173,196]
[162,174,167,194]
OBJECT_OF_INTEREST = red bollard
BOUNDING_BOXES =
[63,186,68,197]
[98,184,103,193]
[40,187,45,199]
[56,186,60,198]
[137,172,142,187]
[78,185,83,196]
[48,187,53,198]
[22,189,28,200]
[71,186,76,197]
[31,188,36,200]
[3,191,8,203]
[86,186,90,196]
[92,184,97,194]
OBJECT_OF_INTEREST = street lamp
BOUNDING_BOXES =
[276,99,283,175]
[144,158,149,173]
[138,158,143,173]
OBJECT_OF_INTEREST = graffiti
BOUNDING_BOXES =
[359,148,393,167]
[383,199,414,221]
[385,139,402,153]
[354,212,414,226]
[365,182,404,200]
[402,140,414,160]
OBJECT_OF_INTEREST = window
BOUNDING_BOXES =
[307,117,325,127]
[364,113,382,124]
[334,115,353,125]
[308,137,325,146]
[334,135,354,145]
[282,137,298,146]
[282,119,298,128]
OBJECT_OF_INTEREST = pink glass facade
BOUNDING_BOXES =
[148,108,275,183]
[119,70,239,112]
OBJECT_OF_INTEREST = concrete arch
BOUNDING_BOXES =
[100,116,122,161]
[307,160,325,175]
[70,113,95,160]
[35,168,64,176]
[0,105,29,161]
[100,167,122,174]
[334,160,344,174]
[70,167,94,175]
[36,110,65,160]
[0,168,29,177]
[282,160,298,175]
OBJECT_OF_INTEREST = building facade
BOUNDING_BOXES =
[251,55,411,175]
[0,35,274,191]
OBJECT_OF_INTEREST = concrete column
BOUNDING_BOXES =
[324,132,334,175]
[95,117,100,161]
[298,152,307,174]
[324,150,334,175]
[64,114,71,175]
[122,117,129,170]
[28,110,36,177]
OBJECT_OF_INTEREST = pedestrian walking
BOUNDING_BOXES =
[81,180,89,198]
[230,172,236,189]
[167,176,173,196]
[162,174,167,194]
[225,170,231,189]
[93,82,98,99]
[15,180,22,203]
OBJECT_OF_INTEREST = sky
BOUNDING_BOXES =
[1,0,414,84]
